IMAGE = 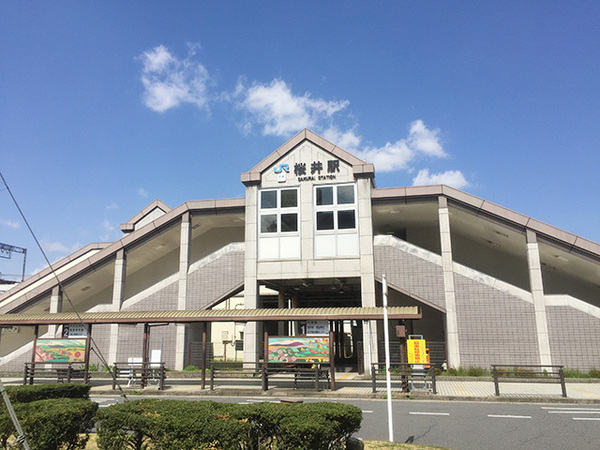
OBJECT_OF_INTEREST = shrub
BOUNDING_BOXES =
[96,399,362,450]
[10,398,98,450]
[5,383,91,403]
[183,365,198,371]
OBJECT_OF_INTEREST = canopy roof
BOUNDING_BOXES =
[0,306,421,326]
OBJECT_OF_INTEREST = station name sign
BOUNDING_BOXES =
[275,159,340,183]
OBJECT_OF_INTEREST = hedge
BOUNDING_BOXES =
[4,383,91,403]
[96,399,362,450]
[0,383,96,450]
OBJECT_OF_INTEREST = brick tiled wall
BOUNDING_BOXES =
[187,251,244,309]
[454,273,540,367]
[374,244,445,310]
[547,306,600,371]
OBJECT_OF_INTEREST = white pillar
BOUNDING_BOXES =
[108,249,126,364]
[175,213,191,370]
[243,184,260,365]
[48,286,63,337]
[438,197,460,368]
[357,177,379,374]
[526,230,552,366]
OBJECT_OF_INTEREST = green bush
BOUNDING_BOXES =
[5,383,91,403]
[96,399,362,450]
[7,398,98,450]
[183,365,198,371]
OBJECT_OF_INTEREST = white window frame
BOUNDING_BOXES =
[314,183,357,233]
[259,187,300,235]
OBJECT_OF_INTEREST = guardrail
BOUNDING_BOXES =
[23,362,89,384]
[371,363,437,394]
[491,364,567,397]
[112,361,166,390]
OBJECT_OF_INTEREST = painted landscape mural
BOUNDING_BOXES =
[268,337,330,364]
[34,339,87,363]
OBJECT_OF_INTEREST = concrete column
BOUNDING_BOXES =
[526,230,552,366]
[438,197,460,368]
[244,184,260,365]
[175,213,191,370]
[48,286,63,337]
[357,177,378,374]
[108,249,126,364]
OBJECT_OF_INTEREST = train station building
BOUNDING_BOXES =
[1,129,599,374]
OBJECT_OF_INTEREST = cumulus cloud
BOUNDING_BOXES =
[235,79,349,136]
[138,44,210,112]
[136,44,469,186]
[106,202,118,210]
[412,169,469,189]
[0,219,20,229]
[351,120,446,172]
[138,187,148,198]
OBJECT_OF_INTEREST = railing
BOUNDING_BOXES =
[209,362,331,392]
[491,364,567,397]
[112,361,166,390]
[23,362,88,385]
[371,363,437,394]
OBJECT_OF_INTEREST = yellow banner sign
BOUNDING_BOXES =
[407,339,427,364]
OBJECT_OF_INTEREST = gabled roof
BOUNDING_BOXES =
[241,129,375,185]
[121,199,172,233]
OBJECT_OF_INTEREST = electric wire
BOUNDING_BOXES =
[0,171,129,401]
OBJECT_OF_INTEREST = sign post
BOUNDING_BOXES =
[382,274,394,442]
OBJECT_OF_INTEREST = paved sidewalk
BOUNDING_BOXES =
[3,374,600,402]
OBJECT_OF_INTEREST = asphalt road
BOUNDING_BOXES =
[92,395,600,449]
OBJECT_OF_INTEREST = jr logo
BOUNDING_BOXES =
[274,163,290,174]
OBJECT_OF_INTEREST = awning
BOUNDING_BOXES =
[0,306,421,326]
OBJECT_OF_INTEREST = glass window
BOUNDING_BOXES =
[280,189,297,208]
[337,185,355,204]
[338,210,356,229]
[261,190,277,209]
[316,211,334,230]
[259,188,299,234]
[281,213,298,232]
[316,186,333,205]
[260,214,277,233]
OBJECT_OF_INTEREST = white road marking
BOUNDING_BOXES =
[488,415,531,419]
[362,410,373,414]
[547,411,600,414]
[409,412,450,416]
[573,417,600,421]
[542,407,600,411]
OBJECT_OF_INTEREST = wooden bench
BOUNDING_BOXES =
[112,360,166,390]
[23,362,88,385]
[491,364,567,397]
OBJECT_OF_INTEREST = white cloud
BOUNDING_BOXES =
[0,219,20,229]
[42,240,81,254]
[106,202,118,210]
[138,44,210,112]
[322,127,362,153]
[236,79,349,136]
[412,169,469,189]
[138,187,148,198]
[351,120,446,173]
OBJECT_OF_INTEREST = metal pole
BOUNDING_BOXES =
[0,378,30,449]
[382,274,394,442]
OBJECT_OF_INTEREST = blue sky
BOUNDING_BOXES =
[1,1,599,279]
